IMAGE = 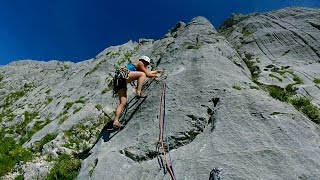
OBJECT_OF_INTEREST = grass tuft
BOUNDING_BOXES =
[293,74,303,84]
[232,84,241,90]
[267,85,288,102]
[45,154,81,180]
[313,78,320,84]
[266,84,320,125]
[242,30,252,37]
[33,133,57,152]
[290,97,320,124]
[0,137,32,176]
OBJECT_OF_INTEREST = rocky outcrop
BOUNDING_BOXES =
[219,7,320,107]
[0,7,320,180]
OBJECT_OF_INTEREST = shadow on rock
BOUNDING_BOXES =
[76,95,147,160]
[76,78,159,160]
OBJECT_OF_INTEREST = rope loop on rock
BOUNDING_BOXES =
[159,81,176,180]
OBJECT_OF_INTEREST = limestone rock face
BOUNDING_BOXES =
[1,7,320,180]
[220,7,320,107]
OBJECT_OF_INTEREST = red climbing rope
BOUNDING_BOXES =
[159,81,176,180]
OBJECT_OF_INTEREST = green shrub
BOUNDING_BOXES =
[244,53,254,60]
[47,97,53,104]
[1,83,34,110]
[124,51,132,61]
[290,97,310,108]
[22,111,38,126]
[242,30,252,36]
[19,115,50,144]
[16,111,41,144]
[107,52,120,59]
[15,175,23,180]
[232,84,241,90]
[267,85,288,102]
[290,97,320,124]
[64,99,86,111]
[252,74,260,84]
[64,130,81,150]
[64,102,74,110]
[285,84,296,95]
[1,112,16,122]
[46,154,81,180]
[33,133,57,152]
[293,74,303,84]
[243,54,261,81]
[63,115,111,152]
[16,111,39,143]
[59,116,68,124]
[313,78,320,84]
[257,74,319,125]
[73,107,82,114]
[286,70,303,84]
[222,27,234,36]
[9,147,33,162]
[3,91,25,108]
[0,137,32,176]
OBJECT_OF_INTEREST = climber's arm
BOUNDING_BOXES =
[137,61,159,78]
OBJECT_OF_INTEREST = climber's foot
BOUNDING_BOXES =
[136,91,148,98]
[136,92,148,98]
[113,120,123,129]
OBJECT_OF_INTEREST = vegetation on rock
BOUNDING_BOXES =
[33,133,58,152]
[0,137,32,176]
[290,97,320,124]
[45,154,81,180]
[313,78,320,84]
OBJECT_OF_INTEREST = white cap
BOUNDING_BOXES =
[139,55,150,64]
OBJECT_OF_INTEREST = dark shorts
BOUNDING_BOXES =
[113,75,127,94]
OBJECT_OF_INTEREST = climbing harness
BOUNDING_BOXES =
[112,67,131,97]
[158,81,176,180]
[115,67,130,79]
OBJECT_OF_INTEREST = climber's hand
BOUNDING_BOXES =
[155,74,161,81]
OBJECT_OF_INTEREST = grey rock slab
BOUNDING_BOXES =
[1,8,320,180]
[221,7,320,109]
[78,15,320,180]
[21,157,55,180]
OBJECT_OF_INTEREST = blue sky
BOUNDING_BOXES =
[0,0,319,65]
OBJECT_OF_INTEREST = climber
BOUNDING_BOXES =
[112,55,162,129]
